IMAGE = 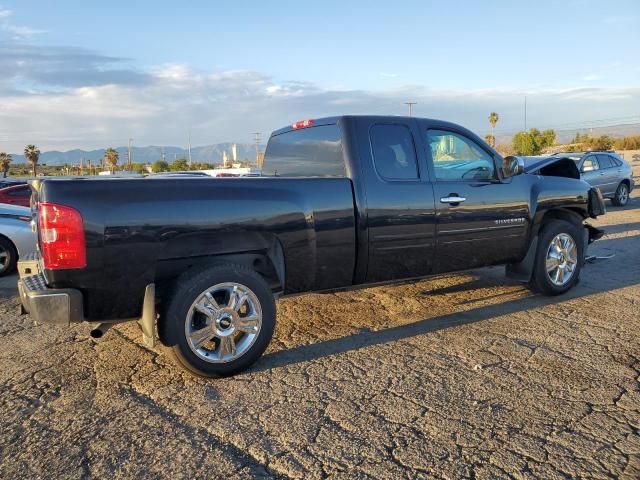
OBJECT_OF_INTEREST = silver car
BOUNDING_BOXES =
[558,151,635,206]
[0,204,36,276]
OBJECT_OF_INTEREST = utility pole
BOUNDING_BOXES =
[128,138,133,170]
[161,146,166,163]
[404,101,417,117]
[252,132,262,167]
[524,96,527,131]
[188,131,192,167]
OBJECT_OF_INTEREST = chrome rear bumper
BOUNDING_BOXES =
[17,254,84,325]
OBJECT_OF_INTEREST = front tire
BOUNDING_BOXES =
[162,264,276,377]
[530,220,583,296]
[611,182,629,207]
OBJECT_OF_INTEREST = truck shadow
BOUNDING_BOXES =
[255,232,639,373]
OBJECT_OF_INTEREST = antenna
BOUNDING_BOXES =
[524,96,527,131]
[188,130,192,167]
[161,146,166,162]
[404,101,417,117]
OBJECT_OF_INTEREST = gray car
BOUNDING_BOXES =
[0,204,36,276]
[555,151,635,206]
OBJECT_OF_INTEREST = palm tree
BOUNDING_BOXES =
[104,147,119,173]
[0,153,11,178]
[488,112,499,147]
[24,145,40,177]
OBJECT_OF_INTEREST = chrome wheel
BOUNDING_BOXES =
[617,184,629,205]
[185,282,262,364]
[545,233,578,286]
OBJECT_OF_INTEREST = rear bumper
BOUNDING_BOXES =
[17,255,84,325]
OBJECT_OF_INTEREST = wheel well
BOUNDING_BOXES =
[154,250,285,309]
[0,234,17,256]
[539,208,584,231]
[620,179,630,188]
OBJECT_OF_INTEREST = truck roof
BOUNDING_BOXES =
[270,115,470,137]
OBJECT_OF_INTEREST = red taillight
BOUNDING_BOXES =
[292,119,314,130]
[38,202,86,269]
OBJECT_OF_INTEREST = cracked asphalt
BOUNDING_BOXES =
[1,171,639,479]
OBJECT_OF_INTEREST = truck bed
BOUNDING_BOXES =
[32,177,357,320]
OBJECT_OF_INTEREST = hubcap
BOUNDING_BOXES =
[618,186,628,204]
[185,282,262,363]
[545,233,578,286]
[0,246,8,273]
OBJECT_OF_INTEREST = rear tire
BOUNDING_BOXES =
[611,182,629,207]
[530,220,583,296]
[0,237,17,277]
[162,263,276,377]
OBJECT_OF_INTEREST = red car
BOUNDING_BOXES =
[0,184,31,207]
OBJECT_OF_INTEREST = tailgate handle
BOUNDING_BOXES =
[440,195,466,204]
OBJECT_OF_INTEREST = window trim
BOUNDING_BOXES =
[368,122,421,183]
[425,127,500,183]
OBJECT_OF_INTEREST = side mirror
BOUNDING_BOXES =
[502,156,525,178]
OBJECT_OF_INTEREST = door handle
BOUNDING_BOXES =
[440,195,466,204]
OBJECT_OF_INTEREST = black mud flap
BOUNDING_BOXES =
[505,237,537,283]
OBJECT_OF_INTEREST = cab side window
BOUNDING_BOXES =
[427,130,495,181]
[370,124,419,180]
[596,154,614,169]
[581,156,599,172]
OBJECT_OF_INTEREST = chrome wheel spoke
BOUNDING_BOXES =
[546,254,560,273]
[218,336,236,359]
[189,327,213,348]
[236,314,259,334]
[204,292,221,311]
[194,303,213,317]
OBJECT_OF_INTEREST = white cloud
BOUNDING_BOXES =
[1,24,47,37]
[379,72,398,78]
[0,9,12,18]
[0,59,638,152]
[582,74,600,82]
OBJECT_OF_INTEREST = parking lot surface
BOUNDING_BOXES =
[1,176,639,479]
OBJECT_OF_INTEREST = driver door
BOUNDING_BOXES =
[423,126,531,272]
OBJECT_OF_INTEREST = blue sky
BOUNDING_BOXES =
[0,0,639,151]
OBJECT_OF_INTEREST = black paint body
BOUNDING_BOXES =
[32,116,597,321]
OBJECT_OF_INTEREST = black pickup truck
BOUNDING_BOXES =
[18,116,606,377]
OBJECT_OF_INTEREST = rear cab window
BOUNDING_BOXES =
[263,124,345,177]
[369,124,419,180]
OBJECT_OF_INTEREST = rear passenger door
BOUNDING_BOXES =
[595,154,618,195]
[357,119,437,283]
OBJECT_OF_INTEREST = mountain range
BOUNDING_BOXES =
[7,143,259,166]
